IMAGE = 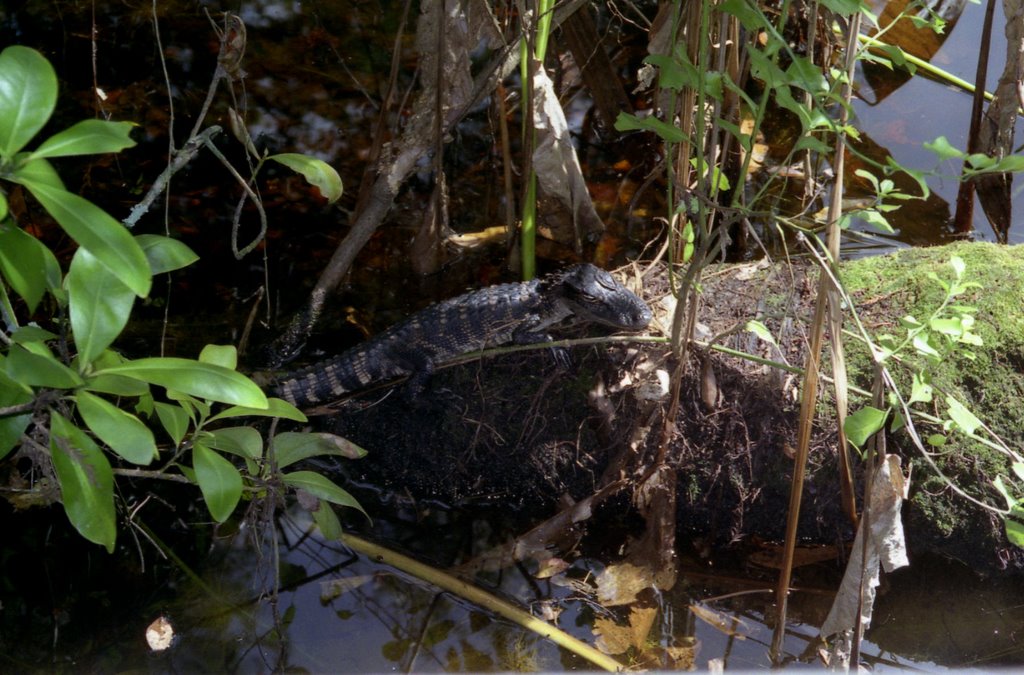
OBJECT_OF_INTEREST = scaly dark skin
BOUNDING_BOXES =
[273,264,652,407]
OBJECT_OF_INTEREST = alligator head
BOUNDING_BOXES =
[549,263,653,330]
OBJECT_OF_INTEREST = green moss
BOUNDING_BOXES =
[839,243,1024,563]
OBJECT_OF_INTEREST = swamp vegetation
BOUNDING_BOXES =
[1,0,1023,670]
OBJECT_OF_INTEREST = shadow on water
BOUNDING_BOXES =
[59,498,1024,671]
[1,0,1024,670]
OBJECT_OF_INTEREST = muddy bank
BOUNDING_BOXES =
[314,242,1024,573]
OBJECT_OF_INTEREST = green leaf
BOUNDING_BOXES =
[66,247,136,366]
[720,0,769,31]
[11,326,58,343]
[312,500,343,540]
[946,395,982,435]
[818,0,869,15]
[912,332,941,359]
[28,119,136,160]
[793,135,832,155]
[267,153,343,203]
[0,369,33,460]
[924,136,963,161]
[645,53,698,92]
[207,426,263,460]
[5,343,83,388]
[1012,462,1024,482]
[208,397,307,423]
[281,470,367,517]
[614,111,689,143]
[0,191,7,220]
[154,401,190,446]
[49,412,116,552]
[0,220,61,312]
[744,320,778,346]
[193,442,243,523]
[96,358,269,407]
[786,54,828,93]
[12,180,151,297]
[0,46,57,157]
[908,371,933,405]
[844,406,888,448]
[273,432,367,470]
[929,317,963,336]
[136,234,199,275]
[199,344,238,370]
[11,156,64,189]
[82,350,151,396]
[1005,512,1024,549]
[75,391,157,465]
[926,433,947,447]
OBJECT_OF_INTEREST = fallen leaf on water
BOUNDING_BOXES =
[145,615,174,651]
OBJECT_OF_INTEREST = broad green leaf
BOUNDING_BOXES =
[793,135,831,155]
[136,234,199,275]
[0,220,61,312]
[924,136,963,161]
[949,255,966,279]
[946,395,982,434]
[926,433,947,447]
[13,180,151,297]
[11,325,58,343]
[312,500,343,540]
[199,344,238,370]
[720,0,769,31]
[908,371,933,405]
[912,332,941,359]
[645,53,698,92]
[929,317,963,336]
[75,390,157,465]
[207,426,263,460]
[50,412,116,552]
[84,373,150,397]
[5,343,83,388]
[281,470,367,517]
[614,111,689,143]
[744,320,777,346]
[28,119,136,160]
[193,442,243,523]
[1013,462,1024,482]
[844,406,888,448]
[1005,513,1024,548]
[267,153,343,203]
[818,0,871,18]
[0,46,57,157]
[83,350,151,396]
[273,432,367,470]
[67,247,136,365]
[10,155,64,189]
[154,401,190,446]
[208,397,307,423]
[96,358,268,408]
[786,54,828,93]
[0,191,6,220]
[0,369,32,460]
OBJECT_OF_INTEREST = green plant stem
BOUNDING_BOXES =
[519,0,554,281]
[342,533,624,672]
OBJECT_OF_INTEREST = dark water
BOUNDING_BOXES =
[2,0,1023,671]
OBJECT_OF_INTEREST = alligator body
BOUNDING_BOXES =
[273,264,652,407]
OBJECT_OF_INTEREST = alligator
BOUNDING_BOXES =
[273,263,652,407]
